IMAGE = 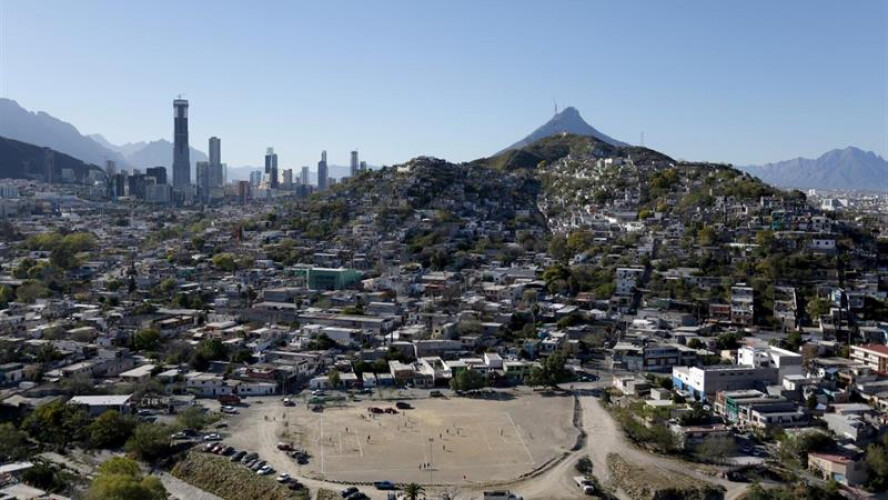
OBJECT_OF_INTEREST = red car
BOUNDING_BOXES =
[367,407,384,414]
[384,408,398,414]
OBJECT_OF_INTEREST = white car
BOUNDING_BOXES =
[276,473,290,483]
[221,406,238,414]
[257,465,274,476]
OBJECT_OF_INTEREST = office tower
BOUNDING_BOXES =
[249,170,262,187]
[105,160,117,177]
[209,137,221,166]
[146,166,167,185]
[317,150,328,190]
[350,150,359,178]
[360,160,367,171]
[283,169,293,188]
[264,147,279,188]
[128,174,147,200]
[172,99,191,191]
[196,161,210,201]
[301,166,309,186]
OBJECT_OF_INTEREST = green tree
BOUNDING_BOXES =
[403,483,426,500]
[16,280,48,303]
[327,370,341,388]
[189,338,228,370]
[527,352,571,389]
[85,457,166,500]
[0,285,14,308]
[131,328,162,352]
[450,369,486,392]
[21,399,91,448]
[697,435,736,464]
[87,410,136,449]
[124,423,172,463]
[211,253,237,272]
[0,422,29,461]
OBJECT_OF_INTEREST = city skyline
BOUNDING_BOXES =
[0,0,885,169]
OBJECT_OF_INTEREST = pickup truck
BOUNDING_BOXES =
[573,476,596,495]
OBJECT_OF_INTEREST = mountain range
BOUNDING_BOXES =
[0,135,102,182]
[740,147,888,191]
[89,135,208,172]
[497,106,627,154]
[0,98,127,168]
[2,97,885,191]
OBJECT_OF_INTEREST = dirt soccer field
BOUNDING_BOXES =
[280,392,578,485]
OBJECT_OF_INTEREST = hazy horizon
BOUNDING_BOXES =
[1,0,885,168]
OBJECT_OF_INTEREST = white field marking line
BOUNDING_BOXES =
[319,413,325,474]
[480,425,494,451]
[354,430,363,458]
[506,412,535,464]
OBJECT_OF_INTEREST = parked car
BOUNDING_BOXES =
[283,398,295,407]
[276,473,291,483]
[368,407,384,414]
[242,452,258,463]
[384,408,398,414]
[395,402,412,410]
[373,480,396,490]
[203,433,222,441]
[277,442,293,451]
[288,481,305,491]
[257,465,274,476]
[430,390,443,398]
[346,492,369,500]
[341,486,359,497]
[221,406,238,414]
[231,451,246,462]
[251,460,267,471]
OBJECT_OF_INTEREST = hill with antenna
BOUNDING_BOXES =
[497,106,628,155]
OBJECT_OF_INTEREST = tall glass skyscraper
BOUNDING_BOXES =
[172,99,191,191]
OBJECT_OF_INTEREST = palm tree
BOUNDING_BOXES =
[403,483,426,500]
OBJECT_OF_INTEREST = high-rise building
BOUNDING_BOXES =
[350,150,359,178]
[301,166,309,186]
[360,160,367,171]
[105,160,117,177]
[196,161,210,202]
[146,166,167,185]
[265,147,279,188]
[209,137,221,166]
[282,169,293,188]
[249,170,262,187]
[317,150,328,190]
[172,99,191,191]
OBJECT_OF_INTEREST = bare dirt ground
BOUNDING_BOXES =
[227,392,576,486]
[221,380,749,500]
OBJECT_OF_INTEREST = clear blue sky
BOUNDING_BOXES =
[1,0,885,168]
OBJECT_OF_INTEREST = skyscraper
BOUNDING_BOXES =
[282,169,293,188]
[209,137,221,166]
[360,161,367,171]
[301,166,309,186]
[350,150,359,178]
[317,150,328,190]
[207,137,224,195]
[146,166,167,185]
[265,147,279,188]
[172,99,191,191]
[196,161,210,202]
